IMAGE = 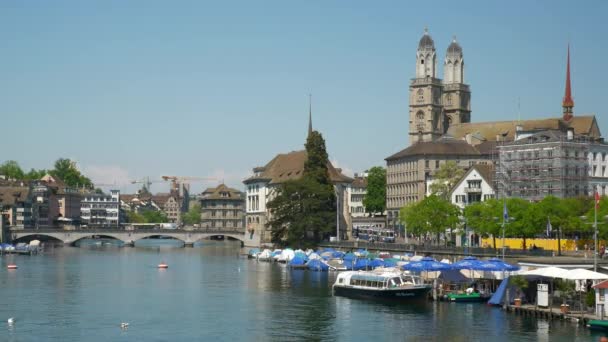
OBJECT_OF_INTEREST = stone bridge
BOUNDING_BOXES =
[9,228,260,248]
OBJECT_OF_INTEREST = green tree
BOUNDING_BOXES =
[506,198,535,249]
[24,168,47,180]
[127,211,146,223]
[428,161,465,199]
[266,130,336,248]
[142,210,169,223]
[362,166,386,215]
[0,160,25,180]
[399,195,460,245]
[181,203,202,225]
[464,199,502,249]
[50,158,93,188]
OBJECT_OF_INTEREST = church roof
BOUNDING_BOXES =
[446,38,462,56]
[244,150,353,185]
[445,115,600,143]
[418,29,435,50]
[385,138,481,161]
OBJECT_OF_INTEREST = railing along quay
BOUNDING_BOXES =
[319,241,553,258]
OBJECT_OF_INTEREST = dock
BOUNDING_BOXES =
[505,303,602,326]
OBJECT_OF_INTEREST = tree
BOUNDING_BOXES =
[463,199,502,249]
[266,130,336,248]
[362,166,386,215]
[506,198,535,249]
[0,160,25,180]
[181,203,201,225]
[399,194,460,245]
[142,210,169,223]
[50,158,93,188]
[127,211,146,224]
[428,161,465,199]
[24,168,47,180]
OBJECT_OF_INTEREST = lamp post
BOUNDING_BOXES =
[335,186,340,242]
[502,215,506,260]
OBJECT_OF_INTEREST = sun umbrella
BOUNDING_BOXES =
[370,259,385,269]
[452,256,484,270]
[401,257,452,272]
[487,258,520,272]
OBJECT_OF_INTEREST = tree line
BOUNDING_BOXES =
[0,158,93,189]
[400,194,604,250]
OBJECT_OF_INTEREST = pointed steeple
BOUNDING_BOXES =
[308,94,313,136]
[562,44,574,121]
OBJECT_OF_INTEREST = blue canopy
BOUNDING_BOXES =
[343,252,356,261]
[452,256,486,270]
[289,256,307,266]
[370,259,385,269]
[307,259,329,271]
[382,259,398,268]
[332,251,345,259]
[487,258,520,271]
[401,257,452,272]
[354,258,373,270]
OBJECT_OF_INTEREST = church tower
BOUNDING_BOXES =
[562,45,574,121]
[409,28,444,144]
[442,36,471,132]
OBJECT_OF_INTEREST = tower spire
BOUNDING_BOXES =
[308,94,313,136]
[562,44,574,121]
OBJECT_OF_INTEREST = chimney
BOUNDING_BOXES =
[516,124,523,132]
[567,127,574,140]
[496,134,501,142]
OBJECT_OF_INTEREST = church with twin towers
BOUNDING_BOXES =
[409,28,471,145]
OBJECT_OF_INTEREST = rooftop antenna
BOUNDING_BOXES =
[517,97,521,123]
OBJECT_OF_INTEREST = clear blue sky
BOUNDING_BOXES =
[1,0,606,193]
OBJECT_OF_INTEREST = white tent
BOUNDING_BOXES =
[520,266,570,279]
[563,268,608,281]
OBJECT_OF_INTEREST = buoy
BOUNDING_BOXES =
[7,318,14,324]
[120,322,129,329]
[157,263,168,269]
[7,264,18,270]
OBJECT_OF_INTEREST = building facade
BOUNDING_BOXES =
[588,142,608,195]
[347,174,367,218]
[200,184,245,231]
[385,138,492,228]
[496,130,590,201]
[80,190,120,227]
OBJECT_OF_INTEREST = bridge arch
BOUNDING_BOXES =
[12,233,65,244]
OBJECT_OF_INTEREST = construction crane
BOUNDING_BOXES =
[130,177,163,193]
[161,176,217,196]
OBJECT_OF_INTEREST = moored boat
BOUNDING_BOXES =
[332,270,431,301]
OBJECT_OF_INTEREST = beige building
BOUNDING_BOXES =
[199,184,245,231]
[385,138,492,228]
[40,174,81,221]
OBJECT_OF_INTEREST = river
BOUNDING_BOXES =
[0,240,601,341]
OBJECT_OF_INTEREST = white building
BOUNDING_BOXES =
[80,190,120,227]
[347,174,367,218]
[448,164,496,209]
[588,142,608,195]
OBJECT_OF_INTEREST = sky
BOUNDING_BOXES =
[1,0,607,193]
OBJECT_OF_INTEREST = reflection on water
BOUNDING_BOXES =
[0,243,602,341]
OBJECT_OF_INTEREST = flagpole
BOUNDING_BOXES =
[595,191,598,272]
[502,198,506,260]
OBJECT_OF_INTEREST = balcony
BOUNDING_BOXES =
[463,187,482,193]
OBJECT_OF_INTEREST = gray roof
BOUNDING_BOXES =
[385,138,481,161]
[418,32,435,50]
[446,39,462,56]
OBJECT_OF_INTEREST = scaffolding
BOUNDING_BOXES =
[495,132,590,201]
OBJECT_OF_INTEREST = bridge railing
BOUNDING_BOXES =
[10,227,245,235]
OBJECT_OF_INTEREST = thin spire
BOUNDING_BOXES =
[562,44,574,121]
[308,94,313,136]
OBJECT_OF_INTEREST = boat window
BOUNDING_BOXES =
[338,279,343,284]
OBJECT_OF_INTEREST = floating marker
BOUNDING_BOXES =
[7,265,18,270]
[157,263,168,269]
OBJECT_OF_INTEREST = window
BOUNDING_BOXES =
[435,160,440,169]
[425,160,429,168]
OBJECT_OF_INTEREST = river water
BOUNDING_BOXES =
[0,240,602,341]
